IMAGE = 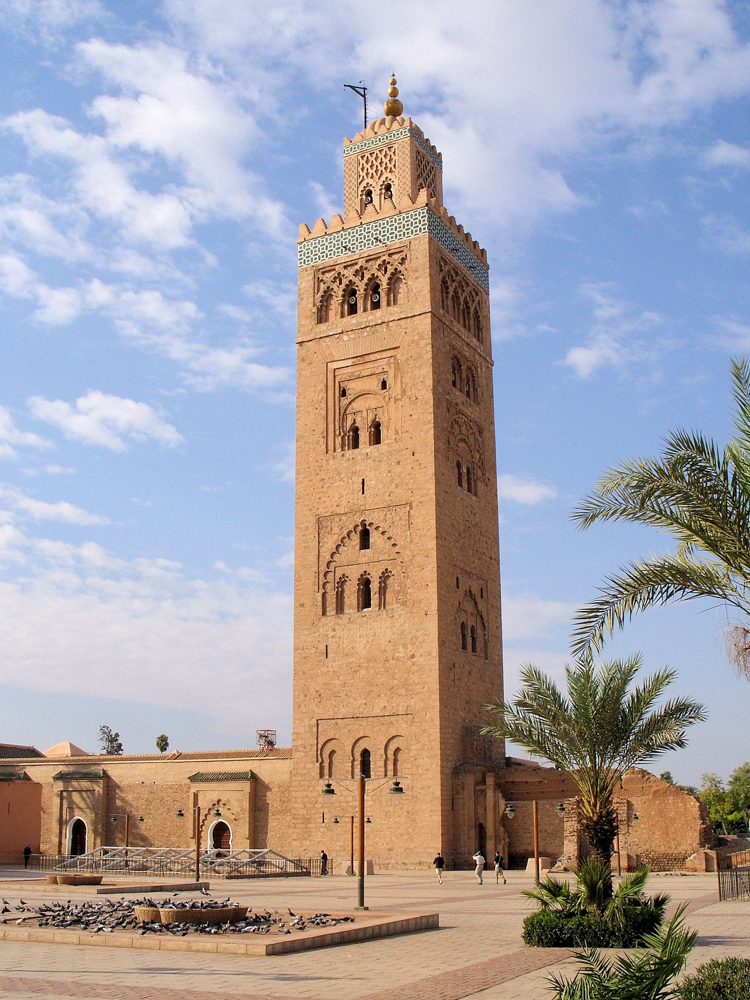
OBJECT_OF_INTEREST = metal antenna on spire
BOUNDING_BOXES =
[344,81,368,129]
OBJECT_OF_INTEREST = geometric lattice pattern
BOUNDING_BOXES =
[416,150,438,198]
[358,145,396,193]
[343,126,443,170]
[298,207,489,291]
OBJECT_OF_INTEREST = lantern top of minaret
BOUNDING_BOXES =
[383,72,403,117]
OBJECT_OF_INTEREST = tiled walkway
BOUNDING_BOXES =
[0,869,745,999]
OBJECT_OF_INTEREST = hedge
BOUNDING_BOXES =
[678,958,750,999]
[522,906,663,948]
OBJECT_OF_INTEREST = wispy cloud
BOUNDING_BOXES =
[497,474,556,505]
[0,405,49,460]
[703,140,750,170]
[562,284,667,379]
[28,391,184,451]
[0,485,108,525]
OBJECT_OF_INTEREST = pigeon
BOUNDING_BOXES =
[288,908,296,917]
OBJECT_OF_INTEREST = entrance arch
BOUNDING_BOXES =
[209,820,232,853]
[477,822,487,860]
[67,818,88,856]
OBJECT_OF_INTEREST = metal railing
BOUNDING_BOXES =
[718,864,750,901]
[719,848,750,870]
[28,847,332,878]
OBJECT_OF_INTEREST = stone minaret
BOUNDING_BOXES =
[291,77,505,867]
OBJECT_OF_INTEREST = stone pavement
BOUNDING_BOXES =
[0,868,746,999]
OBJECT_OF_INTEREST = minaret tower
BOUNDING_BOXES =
[291,77,505,867]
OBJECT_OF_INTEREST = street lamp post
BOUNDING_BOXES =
[322,776,404,909]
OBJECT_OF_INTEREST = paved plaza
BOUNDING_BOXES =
[0,868,747,999]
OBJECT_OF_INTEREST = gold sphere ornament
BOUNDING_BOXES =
[383,73,403,117]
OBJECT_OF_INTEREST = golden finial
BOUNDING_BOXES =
[383,72,403,117]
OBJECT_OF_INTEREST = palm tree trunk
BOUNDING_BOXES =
[580,810,618,864]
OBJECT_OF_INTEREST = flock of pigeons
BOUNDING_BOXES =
[0,894,355,937]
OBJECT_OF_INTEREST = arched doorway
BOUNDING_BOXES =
[68,818,87,856]
[211,821,231,853]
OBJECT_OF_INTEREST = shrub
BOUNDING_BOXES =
[523,904,663,948]
[678,957,750,999]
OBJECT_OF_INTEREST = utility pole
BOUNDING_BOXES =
[344,82,368,129]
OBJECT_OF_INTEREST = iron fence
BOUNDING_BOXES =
[718,864,750,901]
[719,848,750,870]
[28,847,332,878]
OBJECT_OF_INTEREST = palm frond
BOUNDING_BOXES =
[570,553,748,657]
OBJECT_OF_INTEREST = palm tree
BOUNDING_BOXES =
[483,655,705,861]
[571,357,750,668]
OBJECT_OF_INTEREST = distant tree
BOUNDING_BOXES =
[699,768,750,835]
[156,734,169,754]
[483,654,705,862]
[98,725,123,755]
[659,771,675,785]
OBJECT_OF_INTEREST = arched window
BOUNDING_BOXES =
[327,749,336,779]
[346,288,358,316]
[460,621,468,650]
[335,577,347,615]
[383,182,393,201]
[368,282,381,310]
[360,748,372,778]
[389,274,402,305]
[451,289,461,321]
[457,461,463,488]
[359,524,370,550]
[381,378,388,390]
[471,625,477,654]
[378,570,392,609]
[358,575,372,611]
[441,279,450,312]
[465,373,471,398]
[317,292,331,324]
[369,420,382,445]
[363,188,374,209]
[466,466,473,494]
[392,747,401,777]
[462,300,471,330]
[348,423,360,449]
[340,385,347,398]
[452,362,458,388]
[473,308,482,342]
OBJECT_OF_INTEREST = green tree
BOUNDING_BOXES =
[156,734,169,753]
[98,725,123,755]
[570,358,750,673]
[483,655,705,862]
[659,771,675,785]
[699,773,729,834]
[727,761,750,817]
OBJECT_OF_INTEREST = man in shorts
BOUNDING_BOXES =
[494,851,506,884]
[433,852,445,884]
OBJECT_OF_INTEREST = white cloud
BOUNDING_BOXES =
[272,440,295,483]
[502,593,575,643]
[562,284,666,379]
[702,214,750,255]
[0,531,292,731]
[28,391,184,451]
[0,405,49,460]
[497,474,556,505]
[703,140,750,170]
[0,485,108,525]
[45,464,75,475]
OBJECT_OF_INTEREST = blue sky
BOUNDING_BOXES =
[0,0,749,785]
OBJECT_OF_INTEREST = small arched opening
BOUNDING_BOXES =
[460,621,468,650]
[369,419,382,446]
[471,625,477,654]
[466,466,473,495]
[360,748,372,779]
[358,575,372,611]
[68,818,87,856]
[210,820,232,854]
[368,282,381,310]
[345,287,358,316]
[359,523,370,550]
[457,461,463,488]
[317,292,332,324]
[388,274,403,306]
[335,576,348,615]
[348,423,360,450]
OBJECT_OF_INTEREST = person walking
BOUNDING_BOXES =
[472,850,485,884]
[320,850,328,876]
[494,851,506,884]
[432,852,445,884]
[22,844,31,869]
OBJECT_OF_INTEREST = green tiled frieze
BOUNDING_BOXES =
[298,208,489,291]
